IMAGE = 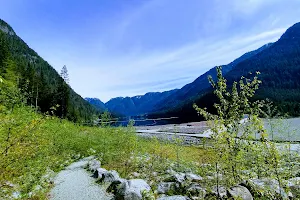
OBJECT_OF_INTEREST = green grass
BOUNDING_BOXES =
[0,106,211,199]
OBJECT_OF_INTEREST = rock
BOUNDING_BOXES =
[247,178,288,199]
[88,159,101,172]
[166,169,176,175]
[12,191,21,199]
[108,179,150,200]
[100,170,120,183]
[157,195,190,200]
[185,173,203,182]
[107,178,129,198]
[185,183,206,198]
[287,177,300,198]
[157,182,179,194]
[152,172,158,177]
[124,179,151,200]
[228,185,253,200]
[204,172,223,181]
[4,181,15,188]
[211,185,227,199]
[165,173,186,183]
[41,168,55,184]
[132,172,140,177]
[93,168,107,179]
[28,185,43,198]
[287,177,300,187]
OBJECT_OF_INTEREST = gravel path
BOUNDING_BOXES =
[49,157,112,200]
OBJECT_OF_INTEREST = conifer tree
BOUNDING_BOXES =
[60,65,69,85]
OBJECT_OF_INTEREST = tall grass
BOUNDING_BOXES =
[0,105,210,199]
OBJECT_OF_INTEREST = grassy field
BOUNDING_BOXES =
[0,105,212,199]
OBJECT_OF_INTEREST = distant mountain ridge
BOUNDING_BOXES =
[103,89,178,116]
[89,22,300,120]
[85,98,106,111]
[96,43,273,117]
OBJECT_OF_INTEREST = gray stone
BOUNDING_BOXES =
[157,182,179,194]
[12,191,21,199]
[93,168,107,179]
[100,170,120,183]
[132,172,140,177]
[165,173,186,183]
[185,183,206,198]
[124,179,151,200]
[107,178,129,198]
[157,195,190,200]
[211,185,227,198]
[166,169,176,175]
[287,177,300,187]
[88,159,101,172]
[108,179,150,200]
[248,178,288,199]
[185,173,203,182]
[287,177,300,199]
[228,185,253,200]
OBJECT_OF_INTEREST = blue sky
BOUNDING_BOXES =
[1,0,300,102]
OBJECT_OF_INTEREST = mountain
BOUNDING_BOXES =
[151,22,300,121]
[85,98,106,111]
[225,22,300,115]
[105,89,178,116]
[0,19,99,122]
[152,43,273,112]
[103,42,272,118]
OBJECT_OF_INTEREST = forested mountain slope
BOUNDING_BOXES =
[0,19,98,122]
[225,22,300,115]
[153,43,272,112]
[150,22,300,121]
[85,98,106,111]
[104,89,178,116]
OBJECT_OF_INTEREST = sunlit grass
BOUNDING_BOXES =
[0,106,212,199]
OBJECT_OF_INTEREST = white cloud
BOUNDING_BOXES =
[2,0,298,102]
[71,26,286,102]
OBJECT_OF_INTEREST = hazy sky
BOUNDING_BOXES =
[1,0,300,102]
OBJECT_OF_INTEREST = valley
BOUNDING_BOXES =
[1,5,300,199]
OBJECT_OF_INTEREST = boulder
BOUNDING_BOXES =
[228,185,253,200]
[185,173,203,182]
[157,182,179,194]
[247,178,288,199]
[107,178,129,198]
[92,168,107,178]
[108,179,151,200]
[157,195,190,200]
[185,183,206,198]
[165,173,186,183]
[88,159,101,172]
[100,170,120,183]
[124,179,151,200]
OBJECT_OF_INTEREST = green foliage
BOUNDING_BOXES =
[0,82,208,199]
[194,67,297,199]
[0,19,99,122]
